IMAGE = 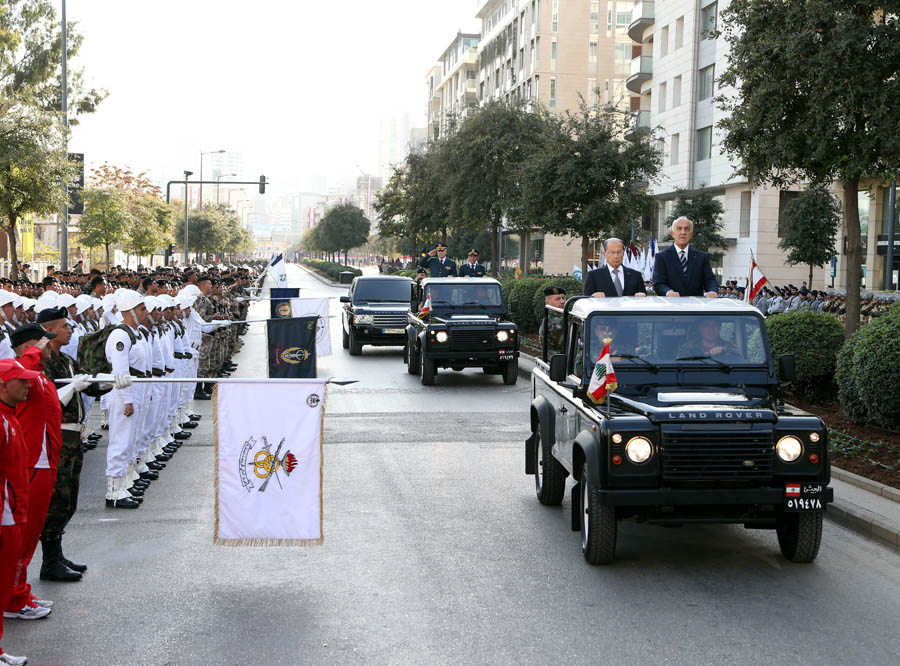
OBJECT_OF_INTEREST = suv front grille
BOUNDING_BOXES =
[450,328,496,351]
[372,313,406,328]
[660,426,774,484]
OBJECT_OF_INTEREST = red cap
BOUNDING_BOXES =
[0,359,41,382]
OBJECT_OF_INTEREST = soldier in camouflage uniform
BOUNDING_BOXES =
[538,285,567,354]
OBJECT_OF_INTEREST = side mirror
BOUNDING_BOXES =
[339,295,350,303]
[549,354,567,382]
[509,300,518,313]
[779,354,796,382]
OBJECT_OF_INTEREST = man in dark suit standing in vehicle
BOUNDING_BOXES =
[458,249,486,277]
[583,238,647,298]
[652,217,719,298]
[418,243,457,277]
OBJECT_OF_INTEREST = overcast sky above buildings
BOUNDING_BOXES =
[69,0,481,195]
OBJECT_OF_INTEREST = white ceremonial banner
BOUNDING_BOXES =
[215,381,326,546]
[290,297,332,356]
[269,255,288,288]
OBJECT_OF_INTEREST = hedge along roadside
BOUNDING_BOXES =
[765,310,845,399]
[836,301,900,430]
[301,259,362,282]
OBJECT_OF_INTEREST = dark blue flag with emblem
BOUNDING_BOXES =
[266,316,317,378]
[270,287,300,319]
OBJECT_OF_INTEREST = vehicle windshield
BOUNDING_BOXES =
[352,279,411,303]
[585,313,768,366]
[424,282,503,307]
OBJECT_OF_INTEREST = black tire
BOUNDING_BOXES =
[348,327,362,356]
[406,342,419,375]
[421,355,436,386]
[534,428,566,506]
[776,510,823,563]
[451,365,464,372]
[502,359,518,385]
[581,466,617,565]
[342,324,349,350]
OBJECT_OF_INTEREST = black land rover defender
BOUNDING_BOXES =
[526,296,833,565]
[340,276,413,355]
[405,277,519,386]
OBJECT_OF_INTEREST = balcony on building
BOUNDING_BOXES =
[624,109,652,140]
[628,1,655,43]
[626,55,652,93]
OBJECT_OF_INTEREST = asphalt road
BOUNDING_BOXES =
[9,264,900,666]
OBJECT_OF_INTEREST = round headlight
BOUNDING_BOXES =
[496,330,510,342]
[776,435,803,462]
[355,314,373,325]
[625,436,652,464]
[435,331,449,343]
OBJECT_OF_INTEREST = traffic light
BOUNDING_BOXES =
[259,175,266,194]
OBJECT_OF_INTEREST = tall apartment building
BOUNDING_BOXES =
[356,174,382,228]
[628,0,897,290]
[426,32,481,142]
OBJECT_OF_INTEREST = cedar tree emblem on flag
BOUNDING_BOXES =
[588,338,618,404]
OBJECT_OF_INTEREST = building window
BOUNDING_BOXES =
[616,10,631,29]
[656,138,665,158]
[607,8,612,35]
[589,40,598,64]
[536,0,541,27]
[701,2,718,39]
[696,126,712,161]
[536,36,540,65]
[660,25,669,57]
[658,82,667,112]
[552,0,558,32]
[675,16,684,49]
[551,38,557,71]
[778,191,801,237]
[671,133,680,165]
[614,42,630,72]
[697,65,715,101]
[549,76,557,110]
[590,1,601,31]
[588,77,598,107]
[740,191,752,238]
[672,75,682,107]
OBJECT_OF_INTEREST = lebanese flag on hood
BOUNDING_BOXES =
[588,340,618,404]
[418,296,432,317]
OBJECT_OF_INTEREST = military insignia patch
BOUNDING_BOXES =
[116,341,125,351]
[306,393,320,407]
[276,302,292,318]
[239,435,298,493]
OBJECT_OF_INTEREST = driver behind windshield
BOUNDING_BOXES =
[677,318,741,358]
[589,319,636,360]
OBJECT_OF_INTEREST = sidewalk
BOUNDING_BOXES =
[518,350,900,552]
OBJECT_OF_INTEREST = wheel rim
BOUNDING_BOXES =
[535,432,543,492]
[581,473,589,550]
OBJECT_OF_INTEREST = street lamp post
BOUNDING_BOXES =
[183,170,193,265]
[59,0,68,271]
[216,173,238,204]
[199,149,226,209]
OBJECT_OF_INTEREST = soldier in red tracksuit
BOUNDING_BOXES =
[4,330,61,620]
[0,357,47,666]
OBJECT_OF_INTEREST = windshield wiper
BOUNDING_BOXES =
[676,355,732,372]
[460,301,492,308]
[613,354,659,373]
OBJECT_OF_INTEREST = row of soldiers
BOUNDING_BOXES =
[751,284,897,322]
[0,264,260,666]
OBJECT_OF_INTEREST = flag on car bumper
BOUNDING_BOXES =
[215,381,326,546]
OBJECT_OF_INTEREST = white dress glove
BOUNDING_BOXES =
[57,374,89,406]
[114,374,133,390]
[72,374,92,391]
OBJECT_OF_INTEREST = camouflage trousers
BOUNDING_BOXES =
[40,429,83,542]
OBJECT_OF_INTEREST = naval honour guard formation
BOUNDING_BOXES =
[0,264,260,665]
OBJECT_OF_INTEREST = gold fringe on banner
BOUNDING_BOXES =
[213,384,327,547]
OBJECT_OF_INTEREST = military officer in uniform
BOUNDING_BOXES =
[417,243,457,277]
[538,285,567,353]
[458,249,486,277]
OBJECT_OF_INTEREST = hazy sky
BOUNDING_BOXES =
[69,0,481,196]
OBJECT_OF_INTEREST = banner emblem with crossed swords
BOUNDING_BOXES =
[239,436,298,492]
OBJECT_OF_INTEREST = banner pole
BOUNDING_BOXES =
[56,377,357,385]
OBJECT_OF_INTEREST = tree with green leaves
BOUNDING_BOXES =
[78,187,131,268]
[519,102,661,277]
[666,189,727,258]
[174,206,231,256]
[778,186,842,287]
[448,100,547,275]
[717,0,900,335]
[318,204,371,265]
[123,194,175,260]
[0,106,74,277]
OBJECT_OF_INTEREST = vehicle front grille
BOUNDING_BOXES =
[660,426,774,484]
[450,328,496,351]
[372,313,406,328]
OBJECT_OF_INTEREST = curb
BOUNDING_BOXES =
[831,466,900,504]
[296,264,350,289]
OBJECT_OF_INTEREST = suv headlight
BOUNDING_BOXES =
[435,330,449,343]
[625,436,653,464]
[496,330,510,342]
[355,314,373,325]
[776,435,803,462]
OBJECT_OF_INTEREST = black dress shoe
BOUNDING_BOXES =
[83,441,96,451]
[167,441,181,449]
[162,447,177,456]
[88,432,101,441]
[106,497,140,508]
[39,560,83,582]
[173,431,191,440]
[61,557,87,573]
[133,479,150,488]
[148,459,166,468]
[140,470,160,480]
[181,421,198,429]
[155,453,172,462]
[128,487,144,498]
[189,413,201,421]
[101,422,109,430]
[193,391,212,401]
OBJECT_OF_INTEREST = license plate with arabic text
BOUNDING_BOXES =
[382,328,405,334]
[784,483,825,512]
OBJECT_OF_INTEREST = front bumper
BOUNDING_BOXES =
[596,485,834,507]
[353,325,406,346]
[423,348,519,365]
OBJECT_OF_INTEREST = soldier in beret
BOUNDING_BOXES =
[538,285,567,353]
[417,243,457,277]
